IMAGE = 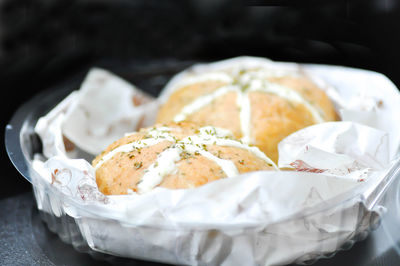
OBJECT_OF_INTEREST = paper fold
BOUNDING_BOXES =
[32,58,400,266]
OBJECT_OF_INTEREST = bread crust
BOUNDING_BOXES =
[93,122,275,195]
[157,71,337,162]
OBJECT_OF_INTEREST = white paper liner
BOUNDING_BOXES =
[278,121,389,174]
[32,57,400,266]
[61,68,158,155]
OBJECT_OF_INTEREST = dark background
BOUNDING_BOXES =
[1,1,400,265]
[1,0,400,197]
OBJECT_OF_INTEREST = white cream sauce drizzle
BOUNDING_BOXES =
[137,126,241,193]
[248,80,324,123]
[137,147,182,193]
[94,138,166,170]
[173,85,238,122]
[94,127,175,170]
[186,146,239,177]
[137,142,240,194]
[95,126,277,194]
[236,90,252,144]
[182,133,277,168]
[171,67,326,141]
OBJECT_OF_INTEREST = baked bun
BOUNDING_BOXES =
[93,122,277,195]
[157,57,337,162]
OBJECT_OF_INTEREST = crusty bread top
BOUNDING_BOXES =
[157,63,337,162]
[93,122,277,195]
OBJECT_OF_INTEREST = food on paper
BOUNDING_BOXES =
[93,122,277,195]
[29,56,400,266]
[157,57,337,162]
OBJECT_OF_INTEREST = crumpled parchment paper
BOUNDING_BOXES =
[32,57,400,266]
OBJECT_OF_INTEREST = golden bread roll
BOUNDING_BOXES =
[157,57,337,162]
[93,122,277,195]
